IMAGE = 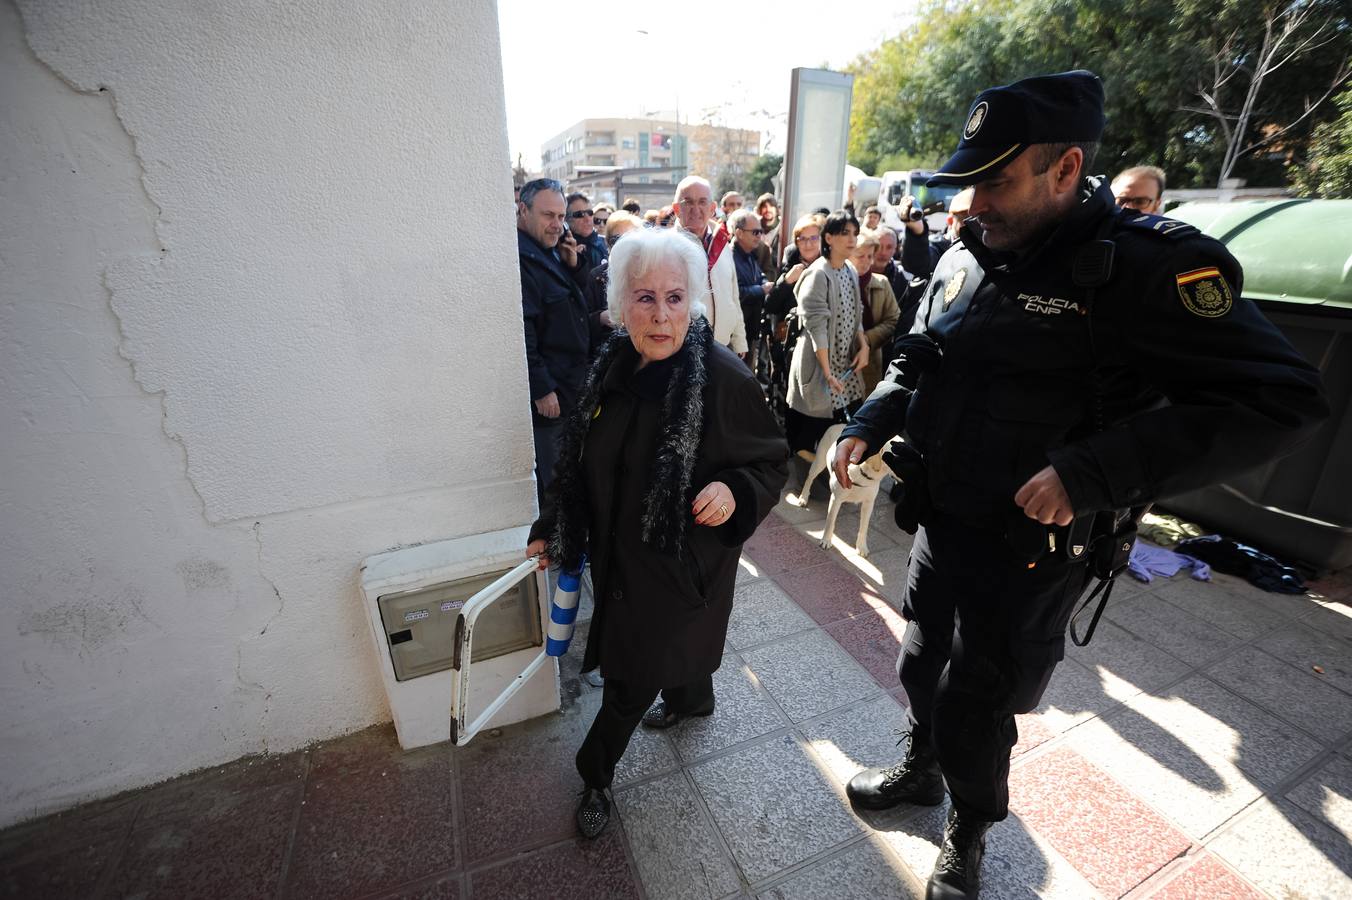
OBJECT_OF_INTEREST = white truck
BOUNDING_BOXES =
[878,170,963,235]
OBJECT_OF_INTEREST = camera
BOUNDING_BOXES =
[907,205,925,222]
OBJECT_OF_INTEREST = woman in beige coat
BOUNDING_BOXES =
[852,230,902,394]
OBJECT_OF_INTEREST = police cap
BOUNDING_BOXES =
[928,70,1105,187]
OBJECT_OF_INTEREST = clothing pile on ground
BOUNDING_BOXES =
[1125,510,1309,594]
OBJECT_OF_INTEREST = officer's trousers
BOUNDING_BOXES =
[898,514,1093,822]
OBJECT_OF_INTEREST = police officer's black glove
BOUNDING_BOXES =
[887,333,943,391]
[882,442,931,535]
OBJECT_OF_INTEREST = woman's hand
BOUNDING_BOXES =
[852,341,870,373]
[526,539,550,570]
[786,263,806,285]
[692,481,736,527]
[825,372,845,394]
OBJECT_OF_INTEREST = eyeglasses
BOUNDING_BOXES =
[593,216,609,227]
[795,234,820,243]
[738,227,763,235]
[1115,196,1157,210]
[568,209,594,219]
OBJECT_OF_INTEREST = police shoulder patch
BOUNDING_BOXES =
[1176,267,1233,317]
[1117,212,1199,240]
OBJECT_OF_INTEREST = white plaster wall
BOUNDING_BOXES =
[0,0,535,827]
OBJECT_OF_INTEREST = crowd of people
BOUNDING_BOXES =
[513,69,1327,900]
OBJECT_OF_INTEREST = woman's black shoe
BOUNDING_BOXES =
[576,787,610,839]
[640,700,716,729]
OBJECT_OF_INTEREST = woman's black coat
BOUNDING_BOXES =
[531,339,788,688]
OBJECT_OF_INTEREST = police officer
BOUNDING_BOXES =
[832,71,1327,899]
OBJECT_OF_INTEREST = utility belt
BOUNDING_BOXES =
[1008,505,1144,646]
[884,441,1141,646]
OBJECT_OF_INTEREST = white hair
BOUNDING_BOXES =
[672,174,712,203]
[606,227,709,328]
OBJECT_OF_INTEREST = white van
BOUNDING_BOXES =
[878,170,963,235]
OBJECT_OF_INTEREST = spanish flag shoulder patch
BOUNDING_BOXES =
[1176,267,1233,317]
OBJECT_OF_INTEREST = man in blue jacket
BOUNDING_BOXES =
[519,179,592,502]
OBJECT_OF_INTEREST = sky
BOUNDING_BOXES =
[497,0,920,171]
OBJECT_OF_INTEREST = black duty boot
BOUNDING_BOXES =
[927,807,992,899]
[846,732,945,810]
[575,787,611,839]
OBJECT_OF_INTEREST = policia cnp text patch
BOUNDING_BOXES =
[1176,267,1234,317]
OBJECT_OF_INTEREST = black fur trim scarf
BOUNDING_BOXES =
[547,317,712,571]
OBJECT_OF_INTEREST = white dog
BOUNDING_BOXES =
[787,423,896,557]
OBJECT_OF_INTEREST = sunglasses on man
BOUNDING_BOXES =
[568,209,594,220]
[738,226,763,235]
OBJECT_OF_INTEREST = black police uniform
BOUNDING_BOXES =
[843,174,1328,824]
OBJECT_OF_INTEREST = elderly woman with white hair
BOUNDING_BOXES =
[526,227,788,839]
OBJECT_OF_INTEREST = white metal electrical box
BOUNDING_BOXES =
[359,526,560,748]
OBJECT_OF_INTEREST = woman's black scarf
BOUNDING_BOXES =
[547,317,712,571]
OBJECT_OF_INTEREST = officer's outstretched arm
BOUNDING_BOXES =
[1049,244,1329,514]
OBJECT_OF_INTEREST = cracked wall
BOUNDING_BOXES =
[0,0,535,827]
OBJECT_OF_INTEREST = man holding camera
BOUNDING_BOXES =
[833,71,1327,899]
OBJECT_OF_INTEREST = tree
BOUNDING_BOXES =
[1291,85,1352,197]
[742,153,784,198]
[1180,0,1351,186]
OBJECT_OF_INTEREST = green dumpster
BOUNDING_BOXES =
[1161,199,1351,571]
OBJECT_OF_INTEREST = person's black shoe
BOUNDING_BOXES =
[640,699,715,729]
[576,787,610,839]
[927,808,992,899]
[846,731,944,810]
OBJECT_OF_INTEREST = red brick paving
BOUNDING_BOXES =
[1143,853,1265,899]
[1007,747,1192,897]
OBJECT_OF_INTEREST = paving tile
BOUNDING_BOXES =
[1069,674,1323,838]
[1008,746,1191,896]
[1303,598,1352,639]
[0,790,141,860]
[736,555,764,586]
[468,828,641,900]
[1011,714,1055,758]
[1152,577,1300,639]
[690,734,862,883]
[726,579,818,650]
[1209,798,1352,899]
[307,721,404,778]
[824,604,907,688]
[793,511,901,558]
[1257,621,1352,696]
[757,836,921,899]
[371,873,463,899]
[1144,853,1263,900]
[771,494,829,526]
[287,744,455,897]
[108,781,298,900]
[849,545,913,604]
[743,524,827,576]
[741,630,881,723]
[799,693,910,789]
[1066,619,1193,702]
[775,563,887,627]
[614,771,742,900]
[876,801,1099,899]
[1104,592,1244,665]
[457,705,593,863]
[139,748,308,824]
[1285,753,1352,838]
[1033,657,1119,734]
[1207,645,1352,744]
[0,837,118,900]
[668,655,788,762]
[613,709,680,787]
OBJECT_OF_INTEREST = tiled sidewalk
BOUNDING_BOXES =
[4,494,1351,899]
